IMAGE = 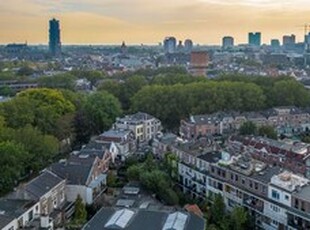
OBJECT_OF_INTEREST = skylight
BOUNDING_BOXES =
[105,209,135,229]
[162,212,188,230]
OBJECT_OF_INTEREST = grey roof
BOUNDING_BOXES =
[244,112,266,119]
[50,155,95,185]
[191,114,221,125]
[23,170,63,199]
[0,199,37,228]
[197,151,222,164]
[117,112,156,123]
[157,133,177,145]
[100,129,132,138]
[0,214,14,229]
[80,142,108,159]
[293,185,310,202]
[82,208,205,230]
[129,112,155,121]
[251,166,282,184]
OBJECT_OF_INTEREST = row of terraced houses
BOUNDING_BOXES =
[180,106,310,139]
[153,130,310,229]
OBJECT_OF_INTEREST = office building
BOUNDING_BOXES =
[184,39,193,53]
[49,18,61,56]
[283,34,296,49]
[163,36,177,54]
[222,36,234,49]
[270,39,280,48]
[249,32,261,46]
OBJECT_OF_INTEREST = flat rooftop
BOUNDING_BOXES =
[271,171,309,192]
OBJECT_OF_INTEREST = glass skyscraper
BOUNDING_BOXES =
[49,18,61,56]
[248,32,261,46]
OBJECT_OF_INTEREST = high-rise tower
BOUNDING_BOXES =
[49,18,61,56]
[248,32,261,46]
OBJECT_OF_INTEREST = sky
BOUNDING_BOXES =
[1,0,310,45]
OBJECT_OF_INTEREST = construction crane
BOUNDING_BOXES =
[304,24,310,37]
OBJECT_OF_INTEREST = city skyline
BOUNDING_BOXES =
[1,0,310,45]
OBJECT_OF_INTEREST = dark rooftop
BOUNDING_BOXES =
[23,170,64,199]
[0,198,37,228]
[197,151,222,164]
[50,155,95,185]
[251,166,282,184]
[82,208,205,230]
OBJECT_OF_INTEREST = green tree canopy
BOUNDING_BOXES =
[258,125,277,139]
[0,141,28,194]
[82,91,122,134]
[73,195,87,225]
[239,121,257,136]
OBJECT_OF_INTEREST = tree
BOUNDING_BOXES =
[0,86,13,96]
[230,206,249,230]
[73,195,87,225]
[239,121,257,135]
[38,73,77,91]
[0,141,29,195]
[17,66,34,76]
[0,97,35,129]
[158,188,179,205]
[83,91,122,134]
[209,194,225,226]
[164,152,178,179]
[17,88,75,135]
[127,165,143,181]
[107,171,117,187]
[0,125,59,172]
[258,125,277,139]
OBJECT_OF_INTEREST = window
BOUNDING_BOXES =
[241,179,245,184]
[235,175,239,182]
[272,220,278,226]
[208,179,212,186]
[254,183,258,190]
[53,197,57,208]
[271,189,280,200]
[28,210,33,221]
[285,195,289,201]
[270,204,280,212]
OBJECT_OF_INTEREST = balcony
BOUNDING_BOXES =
[243,196,264,213]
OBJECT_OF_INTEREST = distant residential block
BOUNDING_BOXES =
[114,112,162,144]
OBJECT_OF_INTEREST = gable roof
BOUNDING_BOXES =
[22,170,64,199]
[50,155,96,186]
[82,208,205,230]
[0,198,37,228]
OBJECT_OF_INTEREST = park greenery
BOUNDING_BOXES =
[126,153,179,205]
